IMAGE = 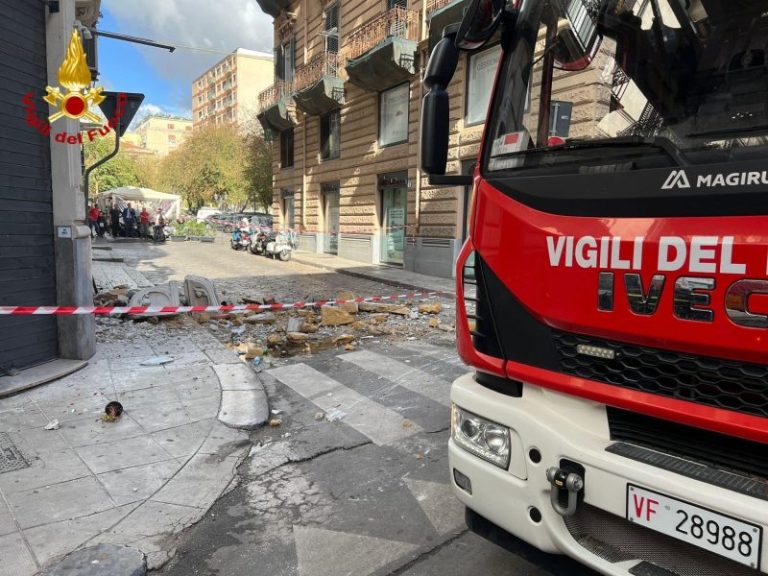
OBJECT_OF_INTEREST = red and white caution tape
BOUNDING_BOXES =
[0,291,449,316]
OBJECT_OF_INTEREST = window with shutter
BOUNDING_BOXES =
[325,4,339,54]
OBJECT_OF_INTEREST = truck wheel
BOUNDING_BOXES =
[278,249,291,261]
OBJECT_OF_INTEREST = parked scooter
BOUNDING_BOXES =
[263,230,297,261]
[230,227,251,251]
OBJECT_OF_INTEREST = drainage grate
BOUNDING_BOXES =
[0,433,29,474]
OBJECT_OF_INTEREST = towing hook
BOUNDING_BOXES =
[546,466,584,517]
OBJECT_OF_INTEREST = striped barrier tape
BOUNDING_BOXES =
[0,291,450,316]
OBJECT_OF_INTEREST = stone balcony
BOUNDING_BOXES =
[426,0,469,50]
[256,81,296,134]
[254,0,291,18]
[292,52,345,116]
[343,7,419,92]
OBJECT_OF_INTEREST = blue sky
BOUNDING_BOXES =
[98,0,273,125]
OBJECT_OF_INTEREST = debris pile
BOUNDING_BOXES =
[198,290,456,363]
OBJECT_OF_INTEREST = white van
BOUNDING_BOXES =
[196,207,220,222]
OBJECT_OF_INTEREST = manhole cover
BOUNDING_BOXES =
[0,433,29,474]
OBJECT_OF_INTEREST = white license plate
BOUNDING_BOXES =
[627,485,762,569]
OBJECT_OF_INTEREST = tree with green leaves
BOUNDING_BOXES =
[83,135,141,196]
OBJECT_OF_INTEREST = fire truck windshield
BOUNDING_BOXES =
[486,0,768,173]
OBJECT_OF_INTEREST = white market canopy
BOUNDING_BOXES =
[98,187,182,219]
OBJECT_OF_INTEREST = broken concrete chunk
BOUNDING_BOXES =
[359,302,409,315]
[333,334,355,346]
[266,333,285,346]
[321,305,355,326]
[299,322,319,333]
[287,332,310,343]
[194,313,212,324]
[286,317,303,333]
[337,291,359,314]
[438,323,455,332]
[244,312,276,325]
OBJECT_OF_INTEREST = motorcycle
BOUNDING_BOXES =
[264,230,297,261]
[230,227,252,251]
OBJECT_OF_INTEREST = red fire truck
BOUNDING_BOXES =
[421,1,768,574]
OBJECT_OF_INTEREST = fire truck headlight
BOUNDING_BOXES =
[452,404,511,469]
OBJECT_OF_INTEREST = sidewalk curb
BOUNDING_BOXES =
[214,363,269,430]
[291,255,451,295]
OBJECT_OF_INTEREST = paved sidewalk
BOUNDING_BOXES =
[0,320,267,576]
[290,252,456,295]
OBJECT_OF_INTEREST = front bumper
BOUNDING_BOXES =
[449,373,768,575]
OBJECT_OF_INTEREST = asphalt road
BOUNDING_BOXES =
[106,239,596,576]
[153,340,596,576]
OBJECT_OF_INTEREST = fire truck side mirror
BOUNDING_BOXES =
[421,30,459,177]
[455,0,507,51]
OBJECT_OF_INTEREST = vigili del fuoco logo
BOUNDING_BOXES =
[23,30,126,144]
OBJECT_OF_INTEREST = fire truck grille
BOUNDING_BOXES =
[564,504,759,576]
[607,407,768,489]
[552,331,768,419]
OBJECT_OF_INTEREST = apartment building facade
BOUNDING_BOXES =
[192,48,274,129]
[133,115,193,156]
[254,0,640,278]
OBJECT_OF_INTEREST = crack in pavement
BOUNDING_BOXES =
[386,529,470,575]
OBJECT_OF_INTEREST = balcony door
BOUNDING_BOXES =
[322,183,340,255]
[379,172,407,265]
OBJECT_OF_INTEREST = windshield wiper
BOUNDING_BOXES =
[536,136,689,166]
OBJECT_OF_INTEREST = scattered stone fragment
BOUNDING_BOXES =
[428,317,440,329]
[337,291,359,314]
[402,419,413,429]
[299,322,319,333]
[244,312,276,325]
[438,323,454,332]
[44,420,60,431]
[325,408,347,422]
[358,302,408,315]
[266,334,284,346]
[369,313,388,324]
[243,344,264,360]
[268,418,283,427]
[321,305,355,326]
[333,334,355,346]
[287,332,310,343]
[343,343,356,351]
[287,317,303,332]
[314,411,325,421]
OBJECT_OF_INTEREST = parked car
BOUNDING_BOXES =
[206,213,238,231]
[249,214,273,231]
[196,207,220,222]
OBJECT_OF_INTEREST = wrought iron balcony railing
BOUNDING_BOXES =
[342,6,419,62]
[258,80,293,112]
[426,0,457,15]
[293,52,342,93]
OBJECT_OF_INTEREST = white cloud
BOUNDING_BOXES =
[103,0,274,107]
[127,102,193,130]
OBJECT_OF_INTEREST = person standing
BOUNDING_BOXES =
[122,202,137,238]
[139,206,150,239]
[87,204,100,238]
[110,204,121,237]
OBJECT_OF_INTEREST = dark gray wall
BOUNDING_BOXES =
[0,0,58,372]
